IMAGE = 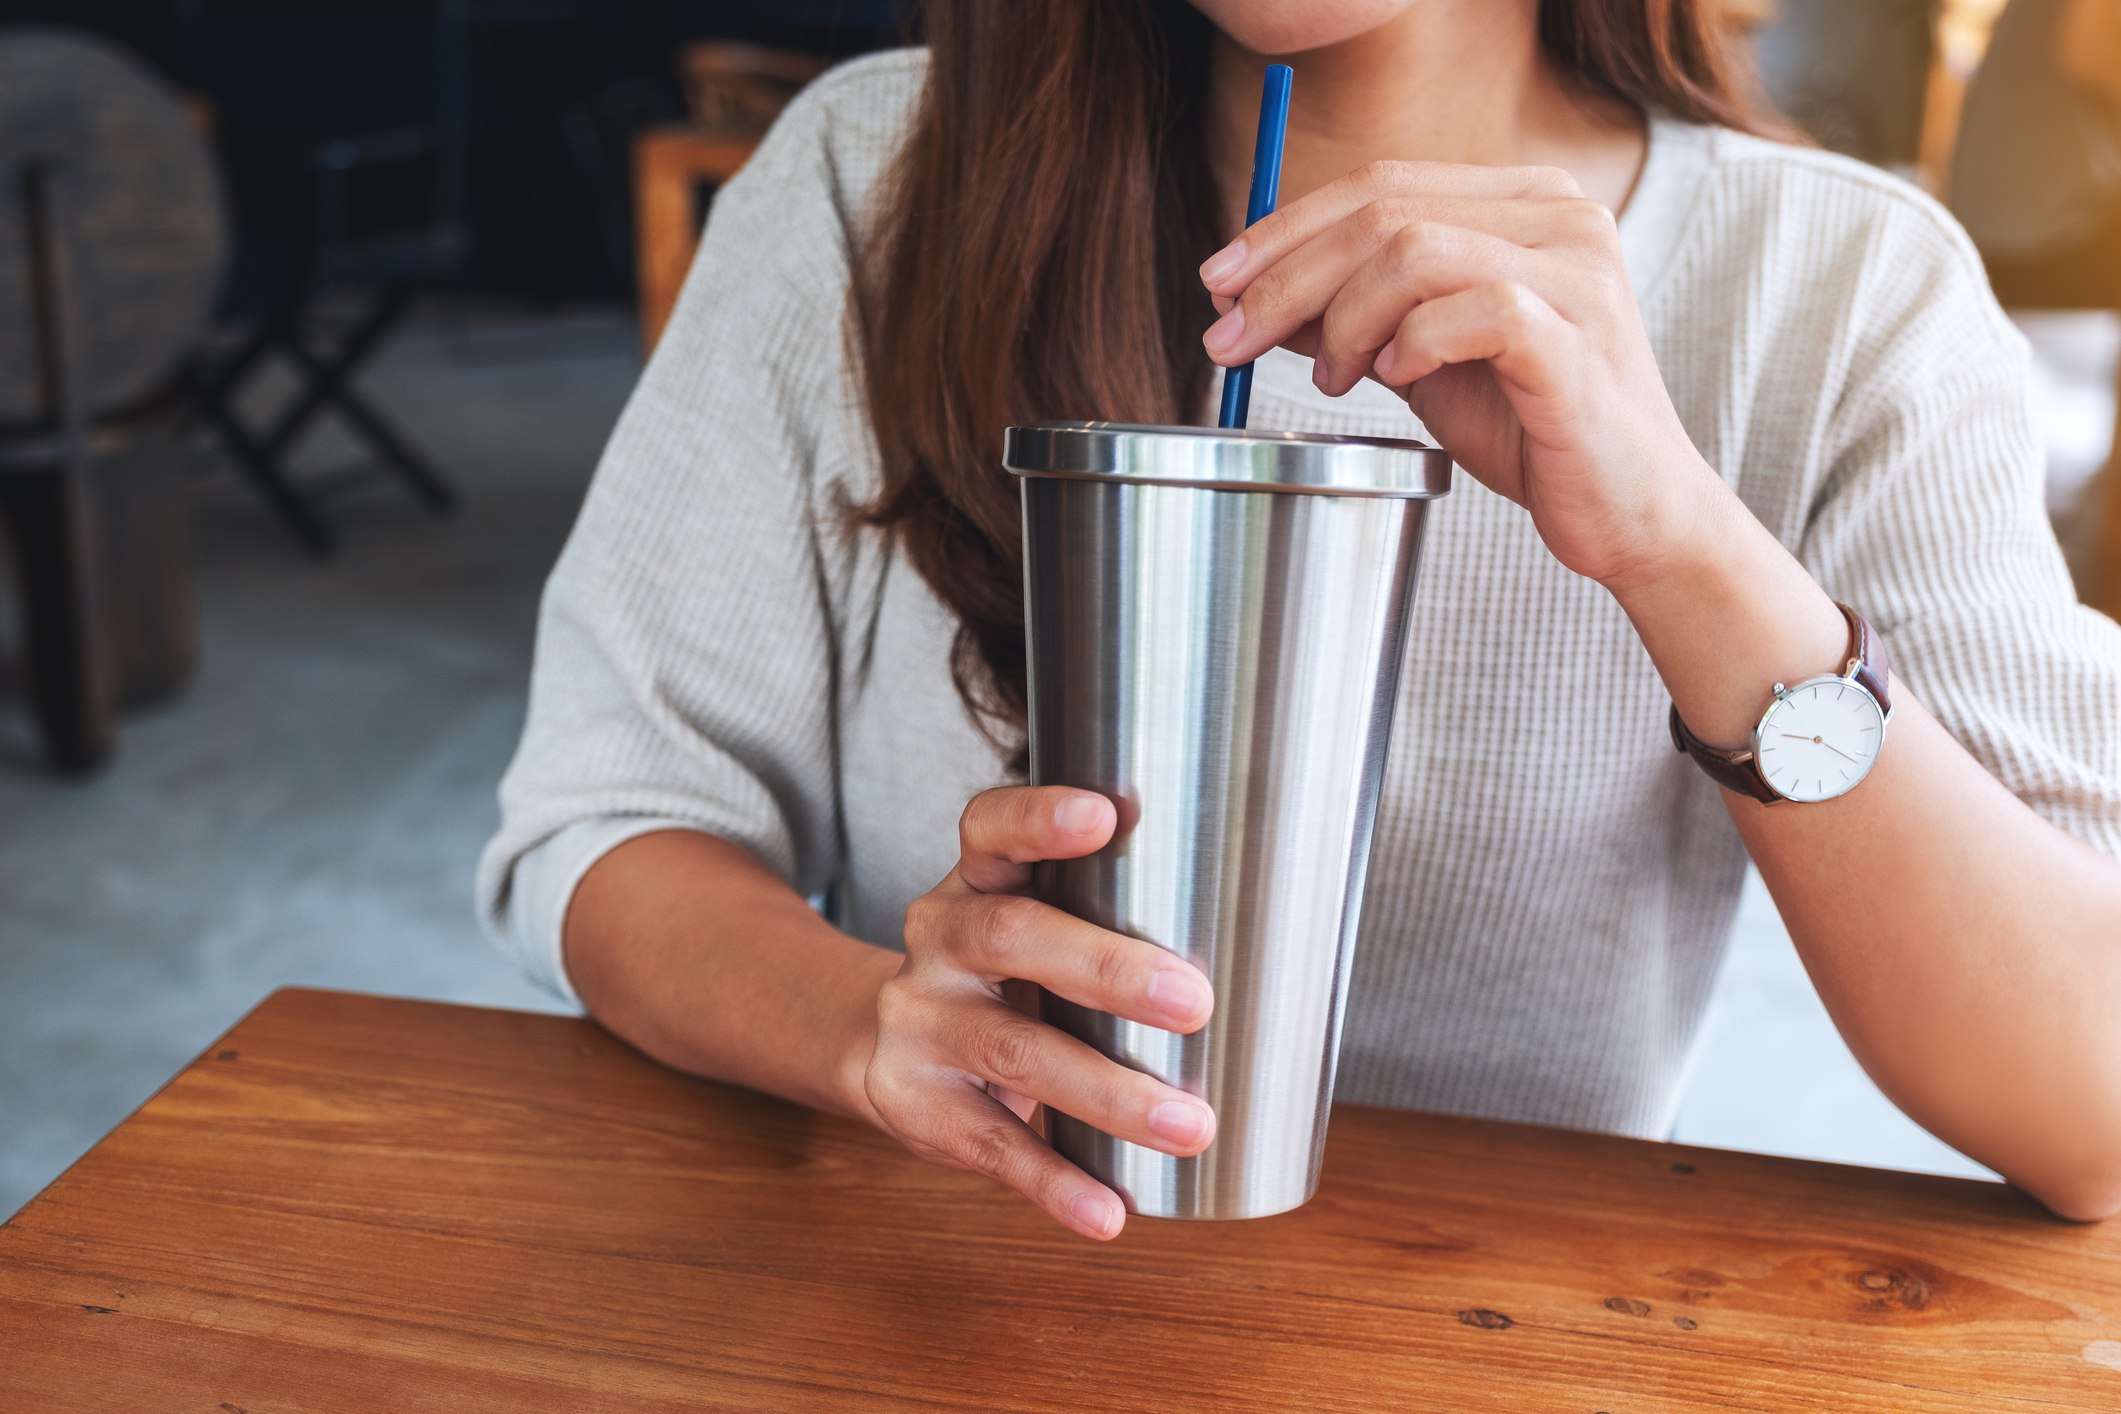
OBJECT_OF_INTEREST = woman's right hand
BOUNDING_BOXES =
[865,785,1218,1240]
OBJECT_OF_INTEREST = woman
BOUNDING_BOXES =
[480,1,2121,1238]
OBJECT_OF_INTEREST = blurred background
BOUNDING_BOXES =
[1,0,2115,1218]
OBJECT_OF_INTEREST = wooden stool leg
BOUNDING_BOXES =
[0,469,116,774]
[93,440,196,709]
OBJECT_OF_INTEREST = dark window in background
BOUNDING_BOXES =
[0,0,905,302]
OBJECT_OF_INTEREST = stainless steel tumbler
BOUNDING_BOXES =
[1003,421,1452,1220]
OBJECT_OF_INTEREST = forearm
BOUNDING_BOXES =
[1611,479,2121,1219]
[1739,702,2121,1219]
[563,829,902,1125]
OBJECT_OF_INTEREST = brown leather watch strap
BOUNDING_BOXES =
[1668,602,1891,805]
[1839,601,1893,716]
[1668,704,1782,804]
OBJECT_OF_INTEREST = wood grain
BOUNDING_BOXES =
[3,988,2117,1411]
[631,126,758,356]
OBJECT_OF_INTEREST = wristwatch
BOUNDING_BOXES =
[1669,602,1894,805]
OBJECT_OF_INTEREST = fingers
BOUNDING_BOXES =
[1203,208,1483,368]
[986,1080,1039,1124]
[1203,160,1581,290]
[1199,161,1590,301]
[954,786,1115,895]
[870,981,1215,1163]
[1196,161,1625,389]
[1375,281,1588,417]
[942,785,1212,1029]
[868,983,1221,1239]
[880,785,1225,1240]
[1205,191,1602,306]
[1309,222,1527,394]
[931,990,1215,1155]
[1204,210,1618,374]
[885,1077,1129,1239]
[910,887,1211,1030]
[1208,217,1539,381]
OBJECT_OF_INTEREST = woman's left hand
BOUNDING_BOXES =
[1199,160,1716,591]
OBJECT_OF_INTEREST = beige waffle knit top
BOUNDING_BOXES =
[479,49,2121,1139]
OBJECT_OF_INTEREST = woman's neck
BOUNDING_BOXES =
[1205,0,1647,240]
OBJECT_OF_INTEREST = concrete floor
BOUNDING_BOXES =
[0,304,621,1218]
[4,304,2107,1219]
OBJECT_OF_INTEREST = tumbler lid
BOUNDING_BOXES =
[1003,421,1452,499]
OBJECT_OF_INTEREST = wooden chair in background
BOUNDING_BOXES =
[632,42,829,356]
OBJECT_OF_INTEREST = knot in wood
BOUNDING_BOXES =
[1851,1265,1930,1312]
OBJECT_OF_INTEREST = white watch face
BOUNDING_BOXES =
[1753,676,1887,803]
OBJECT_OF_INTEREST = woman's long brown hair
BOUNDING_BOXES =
[856,0,1783,770]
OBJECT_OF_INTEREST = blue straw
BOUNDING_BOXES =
[1216,64,1293,431]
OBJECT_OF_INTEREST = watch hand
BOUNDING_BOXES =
[1781,732,1861,765]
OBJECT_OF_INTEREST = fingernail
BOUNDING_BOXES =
[1199,241,1245,286]
[1202,305,1244,357]
[1148,1100,1212,1146]
[1070,1192,1121,1238]
[1373,343,1399,381]
[1055,794,1104,834]
[1146,968,1210,1021]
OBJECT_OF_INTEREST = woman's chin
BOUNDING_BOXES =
[1191,0,1424,57]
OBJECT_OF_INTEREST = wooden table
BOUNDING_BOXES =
[4,989,2117,1411]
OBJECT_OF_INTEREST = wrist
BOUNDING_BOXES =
[1591,453,1745,604]
[827,948,901,1127]
[1605,484,1847,749]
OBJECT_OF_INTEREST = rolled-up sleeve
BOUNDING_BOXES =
[475,58,912,1000]
[1795,186,2121,859]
